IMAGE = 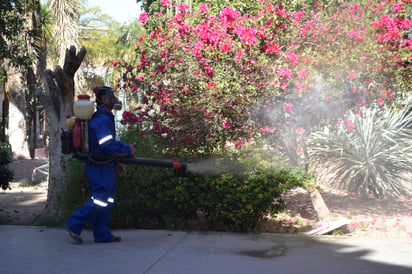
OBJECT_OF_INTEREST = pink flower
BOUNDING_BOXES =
[235,50,244,58]
[392,4,403,13]
[344,120,355,132]
[135,75,144,81]
[160,0,171,8]
[138,12,149,24]
[236,26,257,46]
[192,42,204,58]
[296,82,305,91]
[220,42,232,52]
[264,42,280,54]
[259,126,274,133]
[155,64,166,72]
[178,4,190,12]
[348,30,364,40]
[278,68,292,79]
[297,70,308,79]
[199,3,209,13]
[382,89,394,99]
[285,52,299,65]
[185,136,194,144]
[222,121,231,130]
[234,139,246,148]
[220,6,240,24]
[348,70,357,79]
[377,97,384,105]
[296,128,306,134]
[292,11,305,21]
[349,3,359,13]
[296,146,304,154]
[283,102,293,113]
[280,82,287,91]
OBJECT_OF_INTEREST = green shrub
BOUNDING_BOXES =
[0,142,12,165]
[61,159,88,220]
[197,158,311,232]
[63,130,311,232]
[112,165,180,228]
[114,154,310,232]
[0,142,13,190]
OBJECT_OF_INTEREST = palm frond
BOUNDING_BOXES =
[308,102,412,198]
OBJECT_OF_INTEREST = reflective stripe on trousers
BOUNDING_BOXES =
[92,197,115,207]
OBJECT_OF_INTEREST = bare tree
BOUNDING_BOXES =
[37,46,86,219]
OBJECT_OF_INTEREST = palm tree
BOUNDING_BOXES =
[47,0,85,90]
[47,0,80,65]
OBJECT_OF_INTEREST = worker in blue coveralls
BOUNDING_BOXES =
[65,86,136,244]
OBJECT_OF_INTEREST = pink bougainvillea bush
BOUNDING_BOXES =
[116,0,411,161]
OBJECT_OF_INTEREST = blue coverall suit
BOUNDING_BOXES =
[66,106,132,242]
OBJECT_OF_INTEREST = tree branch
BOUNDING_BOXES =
[40,69,60,115]
[63,46,87,77]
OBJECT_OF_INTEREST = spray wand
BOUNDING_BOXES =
[72,148,188,172]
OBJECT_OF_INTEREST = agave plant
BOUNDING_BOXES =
[307,101,412,198]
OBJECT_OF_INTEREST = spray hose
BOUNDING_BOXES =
[68,114,187,171]
[72,149,188,171]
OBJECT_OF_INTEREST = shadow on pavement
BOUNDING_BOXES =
[0,226,410,274]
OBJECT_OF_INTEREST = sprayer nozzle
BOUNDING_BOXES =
[173,161,181,170]
[173,161,188,171]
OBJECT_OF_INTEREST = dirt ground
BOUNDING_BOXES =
[267,187,412,238]
[1,159,412,238]
[0,159,48,225]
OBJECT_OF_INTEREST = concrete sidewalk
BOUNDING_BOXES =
[0,225,411,274]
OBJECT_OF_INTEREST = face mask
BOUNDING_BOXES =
[110,95,122,111]
[113,101,122,111]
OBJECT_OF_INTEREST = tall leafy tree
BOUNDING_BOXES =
[0,0,26,142]
[0,1,28,65]
[78,4,145,90]
[1,0,42,158]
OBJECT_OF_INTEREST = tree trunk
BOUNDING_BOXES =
[299,135,333,222]
[37,46,87,220]
[6,65,31,159]
[307,187,333,222]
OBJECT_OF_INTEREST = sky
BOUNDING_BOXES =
[86,0,142,24]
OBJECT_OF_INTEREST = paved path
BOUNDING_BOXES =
[1,226,411,274]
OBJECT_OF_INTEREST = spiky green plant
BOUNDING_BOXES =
[308,101,412,198]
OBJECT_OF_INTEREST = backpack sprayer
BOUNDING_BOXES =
[62,94,187,172]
